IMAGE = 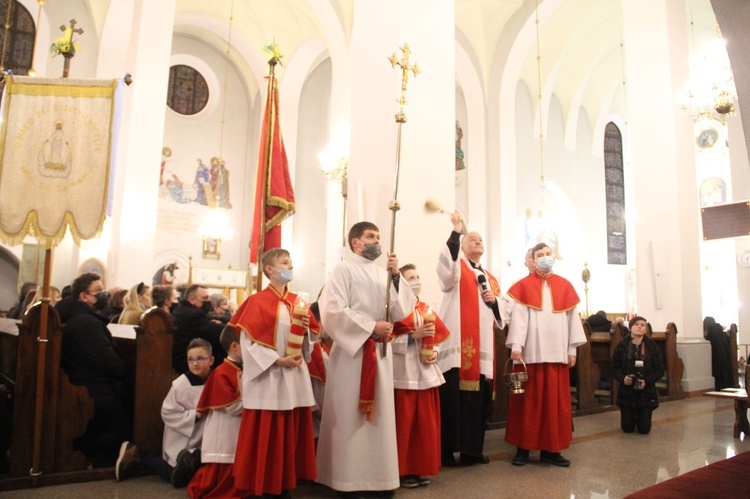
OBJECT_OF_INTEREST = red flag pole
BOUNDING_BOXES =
[255,59,277,291]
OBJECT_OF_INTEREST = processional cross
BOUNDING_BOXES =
[60,19,84,78]
[382,44,419,356]
[388,44,420,123]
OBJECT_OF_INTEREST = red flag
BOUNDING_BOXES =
[250,74,295,264]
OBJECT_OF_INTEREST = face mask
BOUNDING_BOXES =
[536,256,555,272]
[408,279,422,295]
[359,241,382,261]
[94,292,109,311]
[169,302,179,314]
[274,268,293,284]
[200,301,213,314]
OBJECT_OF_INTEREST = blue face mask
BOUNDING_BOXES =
[275,268,293,284]
[536,256,555,272]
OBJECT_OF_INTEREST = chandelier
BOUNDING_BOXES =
[680,31,737,123]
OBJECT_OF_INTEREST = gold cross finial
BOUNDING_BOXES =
[389,44,419,119]
[60,18,84,37]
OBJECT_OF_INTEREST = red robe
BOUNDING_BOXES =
[505,271,581,453]
[188,359,243,499]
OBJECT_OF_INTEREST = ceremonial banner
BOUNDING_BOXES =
[0,76,119,248]
[249,75,295,264]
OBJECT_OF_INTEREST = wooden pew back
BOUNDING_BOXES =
[571,320,598,411]
[650,322,685,400]
[10,304,94,476]
[132,308,175,457]
[489,323,510,426]
[729,323,739,388]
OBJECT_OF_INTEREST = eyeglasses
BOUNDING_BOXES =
[187,356,210,364]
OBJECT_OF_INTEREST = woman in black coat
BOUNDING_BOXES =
[611,316,665,434]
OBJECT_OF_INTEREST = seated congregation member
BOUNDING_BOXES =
[104,288,127,323]
[118,282,152,325]
[188,327,244,498]
[392,264,449,489]
[208,293,232,324]
[611,316,665,435]
[56,272,131,466]
[117,338,213,486]
[24,286,62,315]
[505,243,587,467]
[586,310,613,333]
[8,281,37,319]
[436,212,500,467]
[229,248,318,498]
[172,284,226,374]
[152,285,179,315]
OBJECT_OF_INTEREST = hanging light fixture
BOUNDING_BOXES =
[680,21,737,123]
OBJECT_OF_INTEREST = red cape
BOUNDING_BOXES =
[196,358,242,414]
[507,271,579,312]
[393,300,450,345]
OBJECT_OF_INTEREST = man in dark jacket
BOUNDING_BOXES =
[171,284,225,374]
[55,272,131,466]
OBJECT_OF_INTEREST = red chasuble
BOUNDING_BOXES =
[506,270,579,311]
[229,286,320,348]
[459,259,499,391]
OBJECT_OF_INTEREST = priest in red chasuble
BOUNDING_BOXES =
[505,242,587,467]
[436,212,501,467]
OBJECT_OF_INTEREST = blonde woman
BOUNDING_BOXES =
[24,286,62,315]
[118,282,152,325]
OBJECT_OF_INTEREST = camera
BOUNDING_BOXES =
[632,359,644,391]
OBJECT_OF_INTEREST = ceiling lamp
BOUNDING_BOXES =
[680,25,737,123]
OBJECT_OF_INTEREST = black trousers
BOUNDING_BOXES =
[439,368,491,456]
[620,405,653,434]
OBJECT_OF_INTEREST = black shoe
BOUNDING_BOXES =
[441,450,459,467]
[417,476,430,487]
[511,448,529,466]
[171,448,197,487]
[460,453,490,465]
[337,493,366,499]
[366,491,396,498]
[115,441,138,481]
[540,451,570,467]
[400,476,419,489]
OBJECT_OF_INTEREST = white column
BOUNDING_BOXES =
[622,1,711,390]
[344,0,455,305]
[104,0,176,286]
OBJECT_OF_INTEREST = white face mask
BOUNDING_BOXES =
[408,279,422,295]
[536,256,555,272]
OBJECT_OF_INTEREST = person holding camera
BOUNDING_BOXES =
[611,316,665,434]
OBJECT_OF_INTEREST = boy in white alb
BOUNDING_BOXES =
[188,326,244,498]
[116,338,212,487]
[392,264,449,489]
[230,248,318,497]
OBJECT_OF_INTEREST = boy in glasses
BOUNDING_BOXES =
[116,338,213,486]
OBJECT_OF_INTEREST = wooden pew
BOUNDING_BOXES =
[571,321,598,412]
[589,324,617,406]
[728,323,739,389]
[9,304,94,477]
[132,308,175,456]
[650,322,685,401]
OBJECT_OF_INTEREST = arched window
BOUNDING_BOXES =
[166,65,209,115]
[0,0,35,75]
[604,122,626,265]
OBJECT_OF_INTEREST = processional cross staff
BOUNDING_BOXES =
[60,19,83,78]
[382,44,419,356]
[30,19,83,481]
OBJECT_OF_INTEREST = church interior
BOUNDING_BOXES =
[1,0,750,496]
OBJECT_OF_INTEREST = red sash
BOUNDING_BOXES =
[359,338,377,422]
[229,286,320,348]
[196,359,242,414]
[459,260,499,391]
[507,271,579,312]
[306,342,327,384]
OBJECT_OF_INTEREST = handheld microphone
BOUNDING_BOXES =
[477,274,488,291]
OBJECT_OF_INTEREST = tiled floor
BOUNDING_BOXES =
[2,396,748,498]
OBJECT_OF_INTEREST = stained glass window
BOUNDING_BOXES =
[167,65,209,115]
[0,0,35,75]
[604,122,626,265]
